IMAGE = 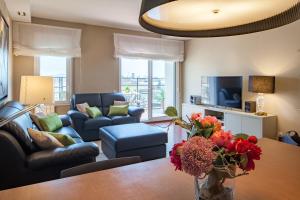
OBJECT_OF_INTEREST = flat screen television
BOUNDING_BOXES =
[200,76,243,109]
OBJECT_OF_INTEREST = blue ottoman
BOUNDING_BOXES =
[100,123,168,161]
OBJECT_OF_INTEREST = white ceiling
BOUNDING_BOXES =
[4,0,31,22]
[30,0,145,31]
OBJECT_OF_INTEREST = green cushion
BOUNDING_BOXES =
[38,113,63,132]
[108,105,129,116]
[48,133,76,146]
[86,107,102,118]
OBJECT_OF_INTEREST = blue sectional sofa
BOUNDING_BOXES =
[68,93,144,141]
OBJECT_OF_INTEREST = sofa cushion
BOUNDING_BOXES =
[101,93,126,116]
[71,93,102,111]
[108,105,129,116]
[0,102,37,154]
[28,128,64,150]
[55,127,81,139]
[84,116,112,130]
[110,115,137,125]
[39,113,63,132]
[100,123,168,152]
[48,133,76,146]
[86,107,102,118]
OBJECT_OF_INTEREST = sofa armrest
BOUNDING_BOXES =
[128,106,145,117]
[59,115,72,127]
[67,110,89,120]
[27,142,99,170]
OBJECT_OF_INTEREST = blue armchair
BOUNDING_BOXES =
[68,93,144,141]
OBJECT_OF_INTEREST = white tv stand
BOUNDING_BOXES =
[182,103,277,139]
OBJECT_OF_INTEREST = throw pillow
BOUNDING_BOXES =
[86,107,102,118]
[114,100,129,105]
[28,128,64,150]
[30,112,46,130]
[38,113,63,132]
[48,133,76,146]
[108,105,129,116]
[76,102,90,114]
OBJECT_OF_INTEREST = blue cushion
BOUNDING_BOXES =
[280,135,298,146]
[110,115,136,125]
[71,93,102,110]
[84,116,112,130]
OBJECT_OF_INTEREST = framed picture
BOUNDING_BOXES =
[0,13,8,101]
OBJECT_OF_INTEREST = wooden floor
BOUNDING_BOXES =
[95,122,186,161]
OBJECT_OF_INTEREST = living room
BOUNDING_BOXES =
[0,0,300,199]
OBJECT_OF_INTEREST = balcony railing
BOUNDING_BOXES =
[53,76,67,102]
[121,77,166,111]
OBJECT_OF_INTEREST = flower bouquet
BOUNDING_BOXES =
[170,113,262,200]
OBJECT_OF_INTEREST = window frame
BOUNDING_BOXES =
[34,56,73,105]
[119,57,180,122]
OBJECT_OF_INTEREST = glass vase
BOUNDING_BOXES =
[194,170,235,200]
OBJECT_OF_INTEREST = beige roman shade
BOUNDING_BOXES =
[13,22,82,57]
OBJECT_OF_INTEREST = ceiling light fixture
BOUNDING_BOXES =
[139,0,300,37]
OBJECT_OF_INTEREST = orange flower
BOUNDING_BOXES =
[191,113,202,121]
[200,116,218,128]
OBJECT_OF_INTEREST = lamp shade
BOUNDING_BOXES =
[139,0,300,37]
[248,76,275,94]
[19,76,54,105]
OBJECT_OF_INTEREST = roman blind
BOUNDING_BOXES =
[13,22,82,57]
[114,33,184,61]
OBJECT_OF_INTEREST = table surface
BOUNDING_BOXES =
[1,138,300,200]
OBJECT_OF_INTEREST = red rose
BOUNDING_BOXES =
[170,141,186,171]
[244,158,255,171]
[235,139,251,154]
[247,143,262,160]
[248,136,258,144]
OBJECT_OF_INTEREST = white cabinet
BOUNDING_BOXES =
[241,116,263,138]
[224,113,242,134]
[182,103,277,139]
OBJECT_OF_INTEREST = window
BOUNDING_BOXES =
[120,57,178,121]
[35,56,72,104]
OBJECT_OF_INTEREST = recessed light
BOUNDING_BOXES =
[17,11,26,17]
[212,9,220,14]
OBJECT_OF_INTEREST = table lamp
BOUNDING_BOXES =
[19,76,54,113]
[248,76,275,116]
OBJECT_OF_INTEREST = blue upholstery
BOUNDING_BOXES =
[68,93,144,141]
[100,123,168,161]
[280,135,298,146]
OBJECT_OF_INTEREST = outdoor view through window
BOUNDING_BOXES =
[120,58,176,120]
[39,56,70,103]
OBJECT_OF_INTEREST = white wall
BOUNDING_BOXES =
[183,20,300,134]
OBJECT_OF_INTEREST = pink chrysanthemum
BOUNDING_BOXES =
[181,136,215,177]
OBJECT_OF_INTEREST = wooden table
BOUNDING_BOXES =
[1,138,300,200]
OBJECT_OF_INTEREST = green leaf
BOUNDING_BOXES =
[203,128,214,138]
[194,120,202,129]
[235,133,249,140]
[164,106,178,117]
[240,154,248,168]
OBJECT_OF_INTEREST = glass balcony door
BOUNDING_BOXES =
[120,58,177,121]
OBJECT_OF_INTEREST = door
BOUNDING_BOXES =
[120,58,177,121]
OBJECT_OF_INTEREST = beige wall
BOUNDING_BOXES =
[183,21,300,134]
[0,0,13,102]
[13,18,159,102]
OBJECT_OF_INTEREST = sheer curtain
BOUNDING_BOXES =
[114,33,184,62]
[13,22,81,57]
